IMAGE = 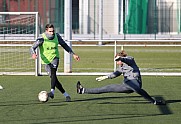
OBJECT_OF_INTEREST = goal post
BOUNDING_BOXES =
[0,12,181,76]
[0,12,40,76]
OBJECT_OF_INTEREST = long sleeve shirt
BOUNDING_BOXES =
[30,33,74,55]
[108,56,141,81]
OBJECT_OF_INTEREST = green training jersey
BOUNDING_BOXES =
[39,33,60,64]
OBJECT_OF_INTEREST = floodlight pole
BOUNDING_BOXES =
[64,0,72,73]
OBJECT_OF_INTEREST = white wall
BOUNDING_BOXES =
[80,0,180,35]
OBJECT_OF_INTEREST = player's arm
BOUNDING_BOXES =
[96,70,122,81]
[107,70,122,79]
[30,38,44,59]
[115,56,134,66]
[57,33,80,61]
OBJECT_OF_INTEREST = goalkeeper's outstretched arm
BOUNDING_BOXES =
[96,70,122,82]
[96,76,108,81]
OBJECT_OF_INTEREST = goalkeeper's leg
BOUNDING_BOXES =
[124,79,155,104]
[85,84,133,94]
[77,81,133,94]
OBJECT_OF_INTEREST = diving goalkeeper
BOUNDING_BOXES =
[77,50,165,105]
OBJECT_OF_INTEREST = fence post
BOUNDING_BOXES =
[114,40,117,71]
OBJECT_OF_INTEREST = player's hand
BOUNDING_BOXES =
[32,53,37,59]
[96,76,108,81]
[114,55,121,61]
[73,54,80,61]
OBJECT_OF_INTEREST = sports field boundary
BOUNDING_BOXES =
[1,72,181,76]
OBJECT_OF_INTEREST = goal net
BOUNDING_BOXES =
[0,12,39,75]
[0,12,180,76]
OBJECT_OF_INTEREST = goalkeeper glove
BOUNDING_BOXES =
[96,76,108,81]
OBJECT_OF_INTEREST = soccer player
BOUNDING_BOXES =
[30,24,80,102]
[77,50,165,105]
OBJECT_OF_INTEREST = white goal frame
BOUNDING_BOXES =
[0,12,40,76]
[0,12,39,41]
[0,39,181,76]
[0,12,181,76]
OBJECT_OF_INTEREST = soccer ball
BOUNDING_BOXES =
[38,91,49,102]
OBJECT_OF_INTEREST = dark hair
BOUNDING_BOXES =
[115,50,127,57]
[45,24,54,30]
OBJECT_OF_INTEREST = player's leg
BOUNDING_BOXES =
[55,77,71,101]
[124,79,165,105]
[55,77,65,93]
[51,57,71,101]
[124,79,155,102]
[77,81,133,94]
[45,64,56,99]
[44,57,60,99]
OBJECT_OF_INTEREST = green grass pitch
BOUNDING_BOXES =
[0,75,181,124]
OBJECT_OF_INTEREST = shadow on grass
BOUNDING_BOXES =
[72,95,142,102]
[166,99,181,104]
[153,96,173,115]
[0,99,68,107]
[72,95,175,116]
[0,96,180,124]
[23,113,165,124]
[0,113,165,124]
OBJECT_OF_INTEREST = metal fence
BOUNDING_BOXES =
[0,0,181,40]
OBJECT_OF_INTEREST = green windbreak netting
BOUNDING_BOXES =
[125,0,148,34]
